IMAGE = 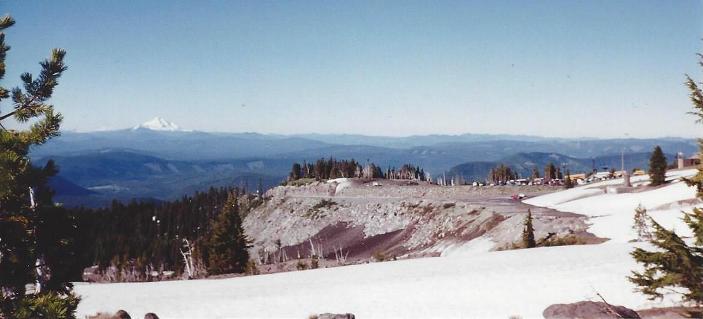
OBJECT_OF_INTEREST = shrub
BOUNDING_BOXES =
[540,235,588,247]
[372,251,387,262]
[283,178,317,187]
[14,292,81,319]
[296,260,308,270]
[310,255,320,269]
[245,260,260,275]
[442,202,456,209]
[304,199,337,219]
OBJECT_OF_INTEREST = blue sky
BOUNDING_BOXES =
[2,1,702,137]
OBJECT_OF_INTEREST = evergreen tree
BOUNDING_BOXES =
[0,15,76,316]
[632,204,651,242]
[544,162,557,180]
[207,192,250,275]
[488,164,516,184]
[522,210,536,248]
[685,52,703,197]
[649,145,667,186]
[564,170,574,189]
[629,210,703,303]
[629,52,703,307]
[289,163,302,181]
[257,177,264,198]
[531,167,540,180]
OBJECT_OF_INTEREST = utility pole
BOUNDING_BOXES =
[621,149,625,172]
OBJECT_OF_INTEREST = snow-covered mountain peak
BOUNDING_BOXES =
[133,117,182,131]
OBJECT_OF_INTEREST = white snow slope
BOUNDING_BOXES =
[74,169,700,319]
[132,117,183,131]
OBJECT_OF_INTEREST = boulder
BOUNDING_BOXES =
[114,310,132,319]
[144,313,160,319]
[543,301,640,319]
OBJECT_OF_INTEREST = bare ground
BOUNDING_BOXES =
[244,178,604,275]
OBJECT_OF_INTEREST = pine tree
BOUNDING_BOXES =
[685,52,703,197]
[289,163,302,181]
[632,204,651,242]
[207,192,250,275]
[649,145,667,186]
[629,210,703,303]
[544,162,557,181]
[629,52,703,307]
[522,210,536,248]
[564,170,574,189]
[0,15,76,316]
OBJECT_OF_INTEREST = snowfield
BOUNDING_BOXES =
[74,169,701,318]
[524,169,699,242]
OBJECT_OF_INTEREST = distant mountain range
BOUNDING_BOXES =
[33,118,698,207]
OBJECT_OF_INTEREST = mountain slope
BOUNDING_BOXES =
[36,149,291,206]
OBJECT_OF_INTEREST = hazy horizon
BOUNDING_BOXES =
[59,116,696,141]
[4,1,703,138]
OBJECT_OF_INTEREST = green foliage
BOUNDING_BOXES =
[629,214,703,303]
[310,255,319,269]
[522,210,536,248]
[14,291,80,319]
[289,158,362,181]
[649,145,667,186]
[683,208,703,246]
[373,251,387,262]
[544,162,557,180]
[287,157,427,182]
[296,260,308,270]
[0,14,73,315]
[633,204,652,242]
[245,260,260,275]
[684,53,703,197]
[304,199,336,219]
[72,187,236,280]
[539,235,588,247]
[283,177,317,187]
[15,293,80,319]
[629,52,703,306]
[564,170,574,189]
[488,163,517,184]
[207,191,250,275]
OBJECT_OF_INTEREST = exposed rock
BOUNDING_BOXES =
[543,301,640,319]
[245,179,597,274]
[315,313,355,319]
[144,313,160,319]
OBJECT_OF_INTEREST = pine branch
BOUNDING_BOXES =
[0,48,66,124]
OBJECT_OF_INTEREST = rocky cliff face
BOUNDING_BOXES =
[243,179,598,273]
